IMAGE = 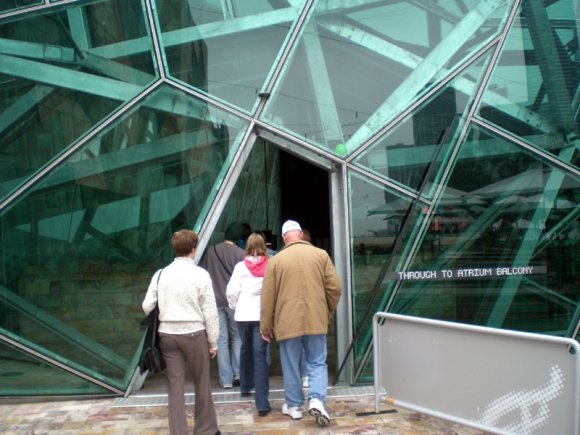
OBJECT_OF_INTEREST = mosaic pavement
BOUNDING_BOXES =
[0,388,488,434]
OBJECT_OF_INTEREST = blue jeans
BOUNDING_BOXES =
[300,349,307,378]
[279,334,328,407]
[217,307,241,386]
[237,321,270,412]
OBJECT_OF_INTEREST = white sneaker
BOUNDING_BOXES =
[308,398,330,426]
[282,403,303,420]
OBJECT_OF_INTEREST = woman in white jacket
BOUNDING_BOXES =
[226,233,271,416]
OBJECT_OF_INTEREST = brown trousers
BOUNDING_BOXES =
[159,330,218,435]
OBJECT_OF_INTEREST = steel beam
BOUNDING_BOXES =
[344,0,506,153]
[301,18,344,145]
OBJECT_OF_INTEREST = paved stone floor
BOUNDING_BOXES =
[0,388,488,434]
[0,365,490,434]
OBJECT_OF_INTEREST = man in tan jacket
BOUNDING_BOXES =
[260,220,341,426]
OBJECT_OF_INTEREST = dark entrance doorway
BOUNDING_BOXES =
[134,143,337,396]
[279,149,337,384]
[280,150,331,251]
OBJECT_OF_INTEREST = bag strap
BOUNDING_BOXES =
[156,268,163,286]
[149,268,163,342]
[213,245,233,276]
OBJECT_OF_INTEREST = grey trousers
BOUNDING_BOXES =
[159,330,218,435]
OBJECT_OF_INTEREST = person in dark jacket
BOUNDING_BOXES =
[200,222,245,388]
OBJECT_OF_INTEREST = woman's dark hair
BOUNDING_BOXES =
[171,230,199,257]
[224,222,245,241]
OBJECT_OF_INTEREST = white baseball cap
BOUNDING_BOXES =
[281,220,302,236]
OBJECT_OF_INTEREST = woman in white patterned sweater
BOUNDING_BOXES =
[142,230,221,435]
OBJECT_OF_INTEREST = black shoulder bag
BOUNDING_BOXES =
[139,269,166,374]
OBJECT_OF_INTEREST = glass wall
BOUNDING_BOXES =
[0,0,578,395]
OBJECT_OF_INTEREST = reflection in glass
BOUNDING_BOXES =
[0,0,40,14]
[156,0,302,112]
[262,0,510,156]
[354,54,491,193]
[0,0,156,200]
[0,0,578,394]
[349,172,415,373]
[392,125,580,335]
[0,85,247,393]
[204,138,281,249]
[0,340,110,396]
[479,0,580,167]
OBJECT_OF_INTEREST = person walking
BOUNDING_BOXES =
[200,222,244,389]
[226,233,272,416]
[142,230,220,435]
[260,220,342,427]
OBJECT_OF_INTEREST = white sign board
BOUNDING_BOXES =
[373,313,580,435]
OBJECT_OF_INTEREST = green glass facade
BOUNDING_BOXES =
[0,0,578,396]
